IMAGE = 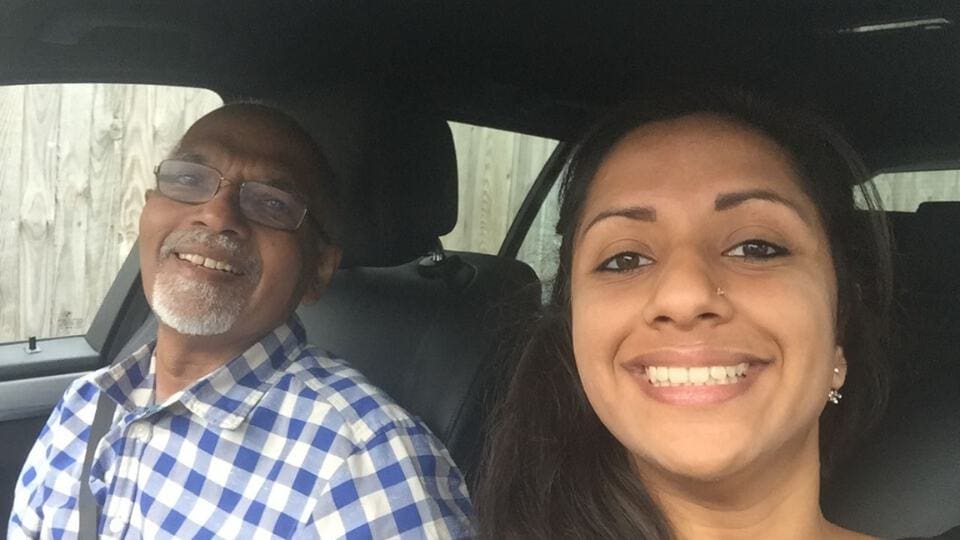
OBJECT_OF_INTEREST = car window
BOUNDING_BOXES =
[442,122,558,255]
[0,83,222,344]
[868,169,960,211]
[516,179,562,284]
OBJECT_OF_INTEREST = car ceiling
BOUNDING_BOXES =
[1,0,958,172]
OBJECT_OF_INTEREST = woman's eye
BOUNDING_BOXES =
[598,252,653,272]
[723,239,789,259]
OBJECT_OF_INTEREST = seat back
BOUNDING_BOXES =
[822,202,960,538]
[289,87,543,480]
[298,252,539,481]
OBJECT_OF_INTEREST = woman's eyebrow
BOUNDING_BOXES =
[714,189,810,224]
[580,206,657,238]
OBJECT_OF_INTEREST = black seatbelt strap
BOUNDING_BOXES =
[78,391,116,540]
[77,315,158,540]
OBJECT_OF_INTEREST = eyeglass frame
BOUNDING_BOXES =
[153,158,330,243]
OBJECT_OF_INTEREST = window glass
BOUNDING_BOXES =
[0,83,222,343]
[867,170,960,211]
[517,179,562,284]
[442,122,558,255]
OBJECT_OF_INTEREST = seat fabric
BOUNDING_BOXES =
[821,202,960,538]
[298,251,540,482]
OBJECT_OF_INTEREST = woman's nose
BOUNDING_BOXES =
[641,249,732,330]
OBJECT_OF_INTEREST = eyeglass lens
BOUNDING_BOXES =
[155,160,308,231]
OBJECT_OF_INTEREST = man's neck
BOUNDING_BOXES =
[642,428,872,540]
[153,323,262,402]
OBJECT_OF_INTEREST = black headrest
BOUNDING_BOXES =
[915,201,960,289]
[822,202,960,537]
[287,84,458,268]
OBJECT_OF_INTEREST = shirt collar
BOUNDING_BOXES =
[95,315,309,429]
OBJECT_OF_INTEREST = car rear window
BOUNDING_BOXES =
[442,122,559,255]
[0,83,222,344]
[869,169,960,211]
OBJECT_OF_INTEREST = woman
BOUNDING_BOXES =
[476,92,905,539]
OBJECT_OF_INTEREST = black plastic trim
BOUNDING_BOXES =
[0,371,89,421]
[498,142,571,259]
[0,337,98,381]
[84,243,151,365]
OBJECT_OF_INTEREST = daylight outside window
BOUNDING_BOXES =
[0,83,222,344]
[442,122,559,278]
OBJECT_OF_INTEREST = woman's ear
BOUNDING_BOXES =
[832,346,848,389]
[301,244,342,305]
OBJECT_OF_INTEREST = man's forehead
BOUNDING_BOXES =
[177,112,316,181]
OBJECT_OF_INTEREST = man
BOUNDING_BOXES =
[10,103,473,539]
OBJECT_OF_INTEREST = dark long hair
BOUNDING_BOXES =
[475,91,893,539]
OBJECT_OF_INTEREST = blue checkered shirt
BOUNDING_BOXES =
[9,317,474,539]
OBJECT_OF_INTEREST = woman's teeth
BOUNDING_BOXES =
[176,252,241,275]
[645,362,749,387]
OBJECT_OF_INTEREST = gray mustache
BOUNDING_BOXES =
[159,229,261,277]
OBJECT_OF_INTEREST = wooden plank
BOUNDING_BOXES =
[155,86,221,158]
[153,86,188,159]
[0,86,25,341]
[445,123,558,256]
[0,83,222,342]
[86,83,126,307]
[117,85,155,261]
[50,84,95,336]
[18,84,62,339]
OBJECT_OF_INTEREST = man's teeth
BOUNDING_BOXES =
[646,362,749,387]
[176,253,241,275]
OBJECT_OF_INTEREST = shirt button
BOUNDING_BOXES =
[128,423,150,442]
[109,517,124,534]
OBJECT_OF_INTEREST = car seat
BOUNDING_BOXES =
[287,85,543,482]
[821,202,960,538]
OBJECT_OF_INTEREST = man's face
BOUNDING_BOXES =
[138,107,338,343]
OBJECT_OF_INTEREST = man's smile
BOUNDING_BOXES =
[175,252,244,275]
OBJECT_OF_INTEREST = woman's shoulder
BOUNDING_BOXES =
[898,525,960,540]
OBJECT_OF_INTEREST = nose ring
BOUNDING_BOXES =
[716,287,726,297]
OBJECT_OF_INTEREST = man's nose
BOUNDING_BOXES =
[641,249,732,330]
[190,183,250,237]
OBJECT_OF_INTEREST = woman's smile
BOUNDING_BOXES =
[622,347,773,405]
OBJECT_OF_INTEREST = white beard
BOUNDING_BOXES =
[151,272,248,336]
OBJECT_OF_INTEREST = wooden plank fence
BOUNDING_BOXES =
[0,84,221,342]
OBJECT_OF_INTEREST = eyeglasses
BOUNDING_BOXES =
[154,159,319,233]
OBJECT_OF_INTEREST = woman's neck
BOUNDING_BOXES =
[638,427,874,540]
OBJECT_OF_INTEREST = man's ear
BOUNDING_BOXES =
[301,244,341,305]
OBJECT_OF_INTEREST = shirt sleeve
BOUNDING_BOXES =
[300,419,475,539]
[8,377,98,539]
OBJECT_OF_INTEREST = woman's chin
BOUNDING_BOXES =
[634,444,760,487]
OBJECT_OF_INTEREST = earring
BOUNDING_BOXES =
[827,389,843,404]
[716,287,726,297]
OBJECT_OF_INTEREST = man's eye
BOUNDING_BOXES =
[598,252,654,272]
[723,240,788,259]
[175,174,202,186]
[262,198,289,211]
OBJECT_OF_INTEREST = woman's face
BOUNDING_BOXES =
[569,114,847,484]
